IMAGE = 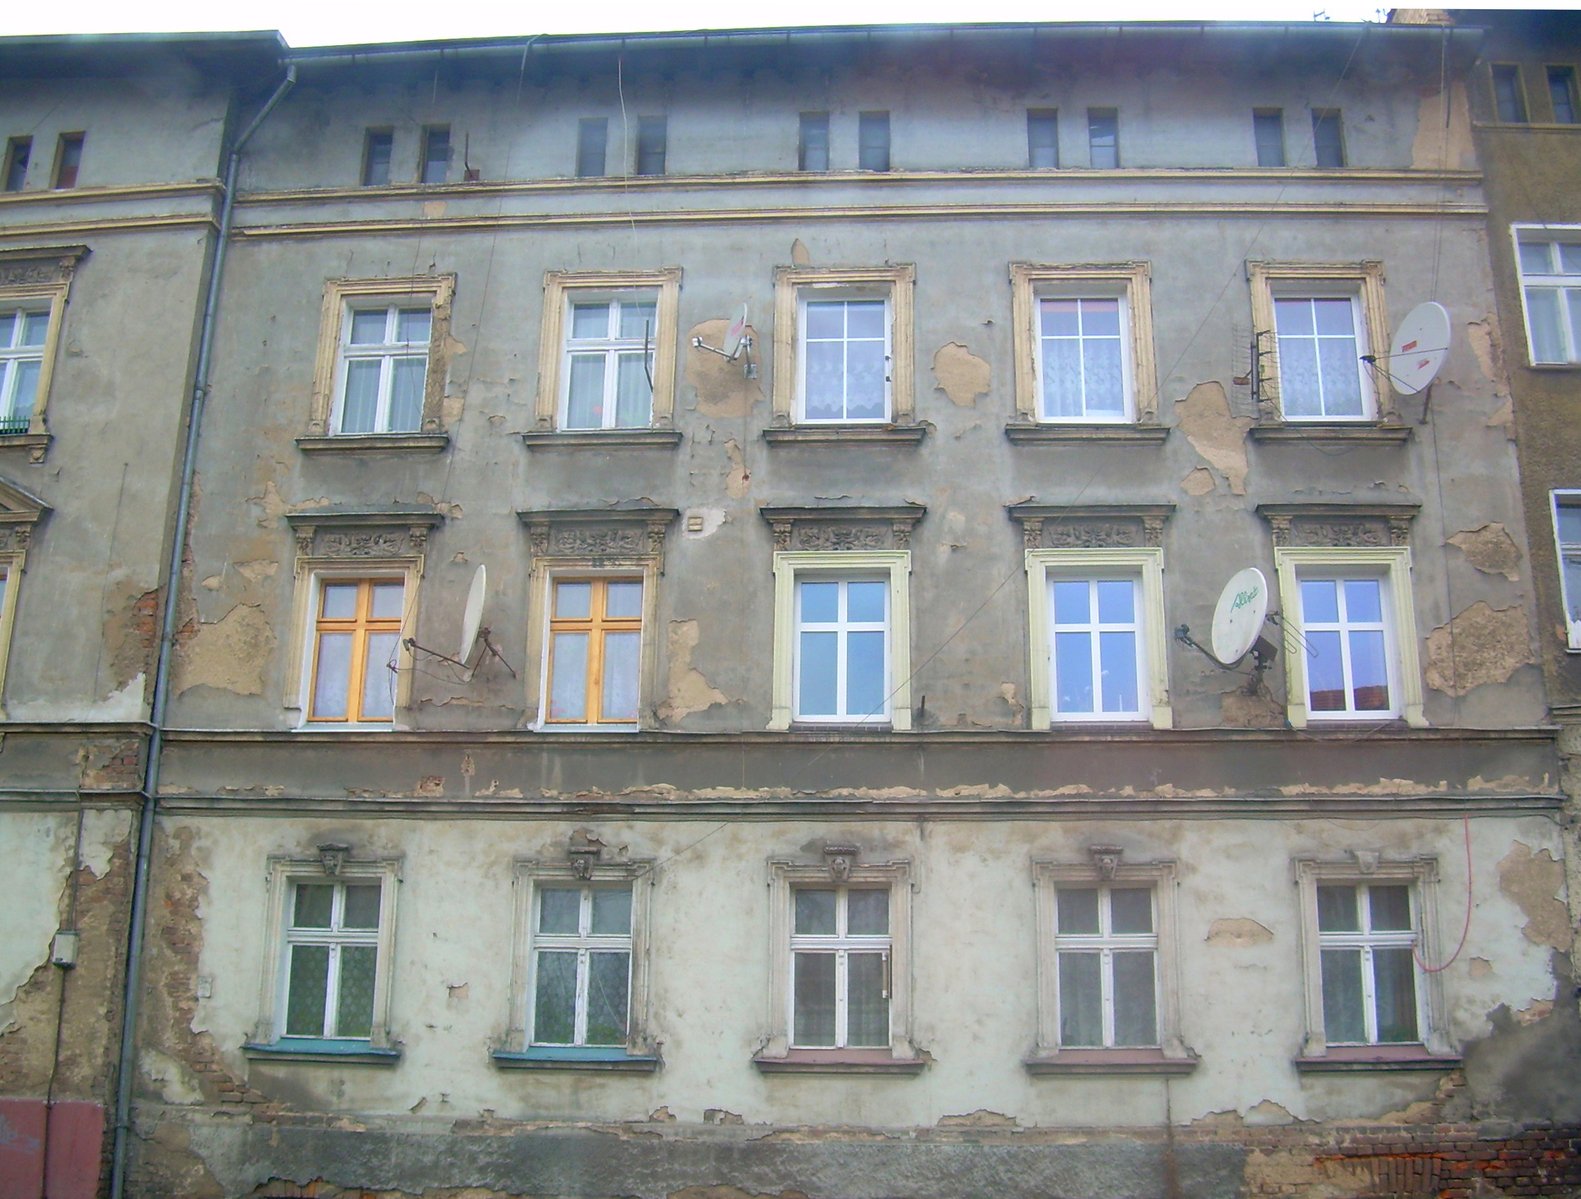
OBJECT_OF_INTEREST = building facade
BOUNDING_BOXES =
[2,18,1578,1199]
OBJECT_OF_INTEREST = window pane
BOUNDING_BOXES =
[600,630,640,721]
[285,945,330,1036]
[1098,630,1139,712]
[1083,338,1125,416]
[340,360,381,433]
[1278,338,1321,418]
[360,631,398,720]
[799,581,838,623]
[1343,578,1382,622]
[1112,951,1158,1045]
[1109,888,1153,934]
[798,630,838,716]
[1372,947,1419,1042]
[847,952,890,1046]
[792,952,837,1045]
[845,630,887,717]
[1041,298,1080,337]
[1028,109,1058,168]
[1321,948,1366,1042]
[1052,579,1090,623]
[1095,580,1134,624]
[803,340,844,421]
[1560,244,1581,274]
[1558,503,1581,545]
[1312,298,1354,336]
[0,313,13,345]
[532,951,577,1043]
[1348,629,1390,711]
[349,309,388,344]
[805,301,844,340]
[571,303,609,339]
[799,112,830,172]
[591,888,632,935]
[336,944,377,1038]
[846,580,886,624]
[1369,885,1412,932]
[387,358,426,432]
[614,353,652,427]
[1058,951,1103,1045]
[846,300,886,339]
[1317,885,1359,932]
[1316,336,1363,417]
[293,884,334,928]
[321,582,359,619]
[395,309,431,345]
[1301,578,1339,623]
[844,341,887,420]
[1254,110,1285,166]
[422,128,449,183]
[565,355,605,428]
[538,888,581,934]
[1041,337,1083,418]
[9,360,40,422]
[20,311,48,346]
[312,632,353,719]
[847,889,889,935]
[555,580,592,619]
[549,632,589,720]
[605,580,642,618]
[586,950,631,1045]
[618,301,657,340]
[370,582,405,620]
[1520,241,1553,274]
[1525,289,1565,363]
[1057,888,1100,935]
[1054,630,1094,712]
[576,118,607,177]
[794,889,837,935]
[343,884,381,930]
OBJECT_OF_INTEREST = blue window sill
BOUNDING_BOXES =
[491,1046,661,1073]
[243,1038,402,1066]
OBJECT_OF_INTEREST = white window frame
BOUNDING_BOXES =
[795,293,892,424]
[1247,260,1388,423]
[287,557,422,729]
[1030,858,1192,1068]
[1273,545,1425,729]
[0,248,79,444]
[771,265,916,428]
[1293,856,1452,1059]
[1551,489,1581,650]
[1025,547,1171,729]
[1512,225,1581,366]
[252,854,402,1051]
[533,269,681,433]
[558,292,661,430]
[504,859,657,1062]
[539,573,646,728]
[793,574,889,724]
[1010,263,1158,424]
[788,885,893,1049]
[1270,291,1372,421]
[762,856,917,1063]
[331,302,434,435]
[770,550,912,731]
[0,303,50,434]
[307,275,453,441]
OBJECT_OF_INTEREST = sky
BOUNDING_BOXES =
[3,0,1411,47]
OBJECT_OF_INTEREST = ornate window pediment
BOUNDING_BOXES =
[1007,503,1173,550]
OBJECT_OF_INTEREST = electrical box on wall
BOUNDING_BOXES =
[51,929,79,968]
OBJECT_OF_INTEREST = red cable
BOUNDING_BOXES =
[1415,815,1473,974]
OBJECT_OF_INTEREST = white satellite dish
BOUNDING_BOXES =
[1211,567,1269,665]
[459,563,487,663]
[726,302,749,357]
[1387,301,1451,396]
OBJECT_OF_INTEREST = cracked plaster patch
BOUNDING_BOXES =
[1447,523,1521,580]
[1181,466,1217,497]
[1424,602,1532,696]
[724,439,751,498]
[932,342,990,407]
[1175,382,1251,495]
[1496,842,1572,951]
[658,620,728,721]
[1205,917,1274,947]
[175,605,275,696]
[687,320,762,418]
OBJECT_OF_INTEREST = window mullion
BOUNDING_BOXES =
[587,583,607,721]
[835,947,849,1049]
[574,947,590,1045]
[1099,946,1116,1047]
[324,942,342,1037]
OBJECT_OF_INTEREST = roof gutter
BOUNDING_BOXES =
[107,62,296,1199]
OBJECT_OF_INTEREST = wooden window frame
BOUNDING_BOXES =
[543,576,644,726]
[306,577,407,725]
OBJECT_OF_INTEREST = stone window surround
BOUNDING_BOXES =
[246,849,403,1065]
[0,475,48,714]
[302,274,455,452]
[0,244,86,463]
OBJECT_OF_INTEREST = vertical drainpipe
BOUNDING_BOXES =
[108,63,296,1199]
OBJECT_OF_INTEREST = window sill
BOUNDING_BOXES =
[1525,361,1581,371]
[243,1038,402,1066]
[753,1049,928,1075]
[0,432,52,463]
[520,428,683,449]
[492,1047,661,1073]
[296,433,450,454]
[1248,423,1411,447]
[1004,422,1168,446]
[763,424,927,446]
[1024,1048,1199,1076]
[1295,1045,1461,1073]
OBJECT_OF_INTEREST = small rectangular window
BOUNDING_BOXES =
[1027,108,1059,169]
[635,116,666,176]
[799,112,830,172]
[1493,64,1529,123]
[51,133,83,189]
[576,117,608,177]
[3,137,30,192]
[858,111,890,171]
[1548,66,1578,124]
[361,129,393,187]
[420,125,450,184]
[1253,108,1286,167]
[1087,108,1119,169]
[1311,109,1345,167]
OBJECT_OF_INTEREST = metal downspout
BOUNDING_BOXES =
[108,64,295,1199]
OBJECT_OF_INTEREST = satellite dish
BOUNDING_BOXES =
[726,302,748,357]
[1211,567,1269,665]
[1387,301,1451,396]
[459,564,487,663]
